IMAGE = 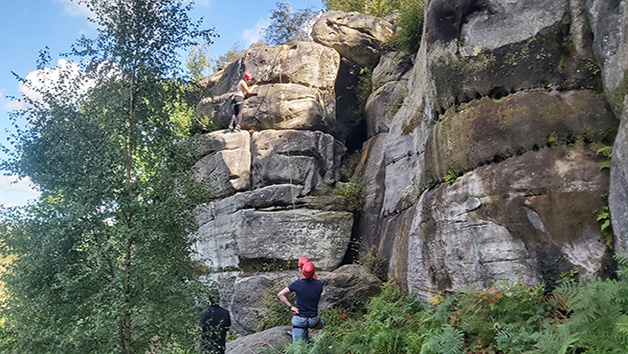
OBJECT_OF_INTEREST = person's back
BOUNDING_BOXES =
[200,304,231,354]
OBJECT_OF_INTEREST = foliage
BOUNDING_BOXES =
[358,245,388,281]
[186,40,212,81]
[443,169,459,185]
[333,176,365,213]
[597,145,613,170]
[0,0,217,353]
[277,256,628,354]
[324,0,414,17]
[389,0,424,54]
[263,1,319,45]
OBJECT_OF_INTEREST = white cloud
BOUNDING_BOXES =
[9,59,96,112]
[54,0,93,18]
[195,0,211,6]
[0,175,40,195]
[242,17,271,47]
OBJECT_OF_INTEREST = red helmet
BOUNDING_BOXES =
[298,257,310,269]
[243,72,253,81]
[302,262,315,279]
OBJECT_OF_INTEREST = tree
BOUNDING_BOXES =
[211,42,245,72]
[0,0,216,353]
[324,0,413,18]
[263,1,319,45]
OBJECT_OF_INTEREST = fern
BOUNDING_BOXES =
[420,327,465,354]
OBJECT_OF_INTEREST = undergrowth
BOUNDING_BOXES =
[281,254,628,353]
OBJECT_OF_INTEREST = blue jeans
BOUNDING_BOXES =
[291,315,320,343]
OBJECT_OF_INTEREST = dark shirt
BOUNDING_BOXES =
[199,305,231,354]
[288,278,323,317]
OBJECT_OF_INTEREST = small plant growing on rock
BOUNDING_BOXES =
[443,170,459,185]
[358,245,388,281]
[334,176,365,212]
[597,145,613,170]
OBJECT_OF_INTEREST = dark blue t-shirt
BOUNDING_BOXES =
[288,278,323,317]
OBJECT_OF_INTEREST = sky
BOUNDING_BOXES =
[0,0,323,207]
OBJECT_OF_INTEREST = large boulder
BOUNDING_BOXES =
[408,146,611,300]
[365,80,408,138]
[251,130,345,194]
[191,130,251,200]
[312,11,399,68]
[194,206,353,271]
[230,265,382,332]
[226,326,292,354]
[422,90,618,183]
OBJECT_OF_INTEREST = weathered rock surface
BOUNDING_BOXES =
[423,90,618,183]
[230,265,381,332]
[611,97,628,253]
[226,325,292,354]
[585,0,628,112]
[252,130,345,194]
[191,131,251,200]
[423,0,601,115]
[356,134,387,250]
[196,84,336,133]
[408,146,610,300]
[194,207,353,271]
[365,80,408,137]
[312,11,398,68]
[372,50,413,90]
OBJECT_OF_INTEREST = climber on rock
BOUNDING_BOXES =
[228,71,256,132]
[278,261,324,343]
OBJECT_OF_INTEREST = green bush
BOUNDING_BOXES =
[390,0,424,54]
[334,176,365,213]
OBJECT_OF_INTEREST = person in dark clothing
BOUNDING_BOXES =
[277,261,324,343]
[199,300,231,354]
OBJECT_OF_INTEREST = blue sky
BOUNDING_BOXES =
[0,0,323,207]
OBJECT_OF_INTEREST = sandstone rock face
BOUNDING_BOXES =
[408,147,610,299]
[584,0,628,254]
[191,130,251,199]
[230,265,381,332]
[585,0,628,111]
[611,98,628,252]
[365,80,407,138]
[356,134,388,250]
[196,42,339,132]
[312,11,398,68]
[423,90,618,183]
[194,206,353,271]
[423,0,600,115]
[252,130,344,194]
[372,50,413,90]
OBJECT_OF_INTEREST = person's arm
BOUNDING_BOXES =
[278,287,298,314]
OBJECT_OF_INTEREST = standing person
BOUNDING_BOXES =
[277,261,324,343]
[228,71,256,132]
[199,292,231,354]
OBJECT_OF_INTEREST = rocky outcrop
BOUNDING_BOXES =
[191,2,628,340]
[312,11,399,68]
[409,146,610,299]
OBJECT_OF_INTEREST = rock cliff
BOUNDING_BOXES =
[190,2,628,346]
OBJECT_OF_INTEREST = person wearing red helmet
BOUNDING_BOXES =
[277,261,324,343]
[228,71,256,132]
[298,257,318,280]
